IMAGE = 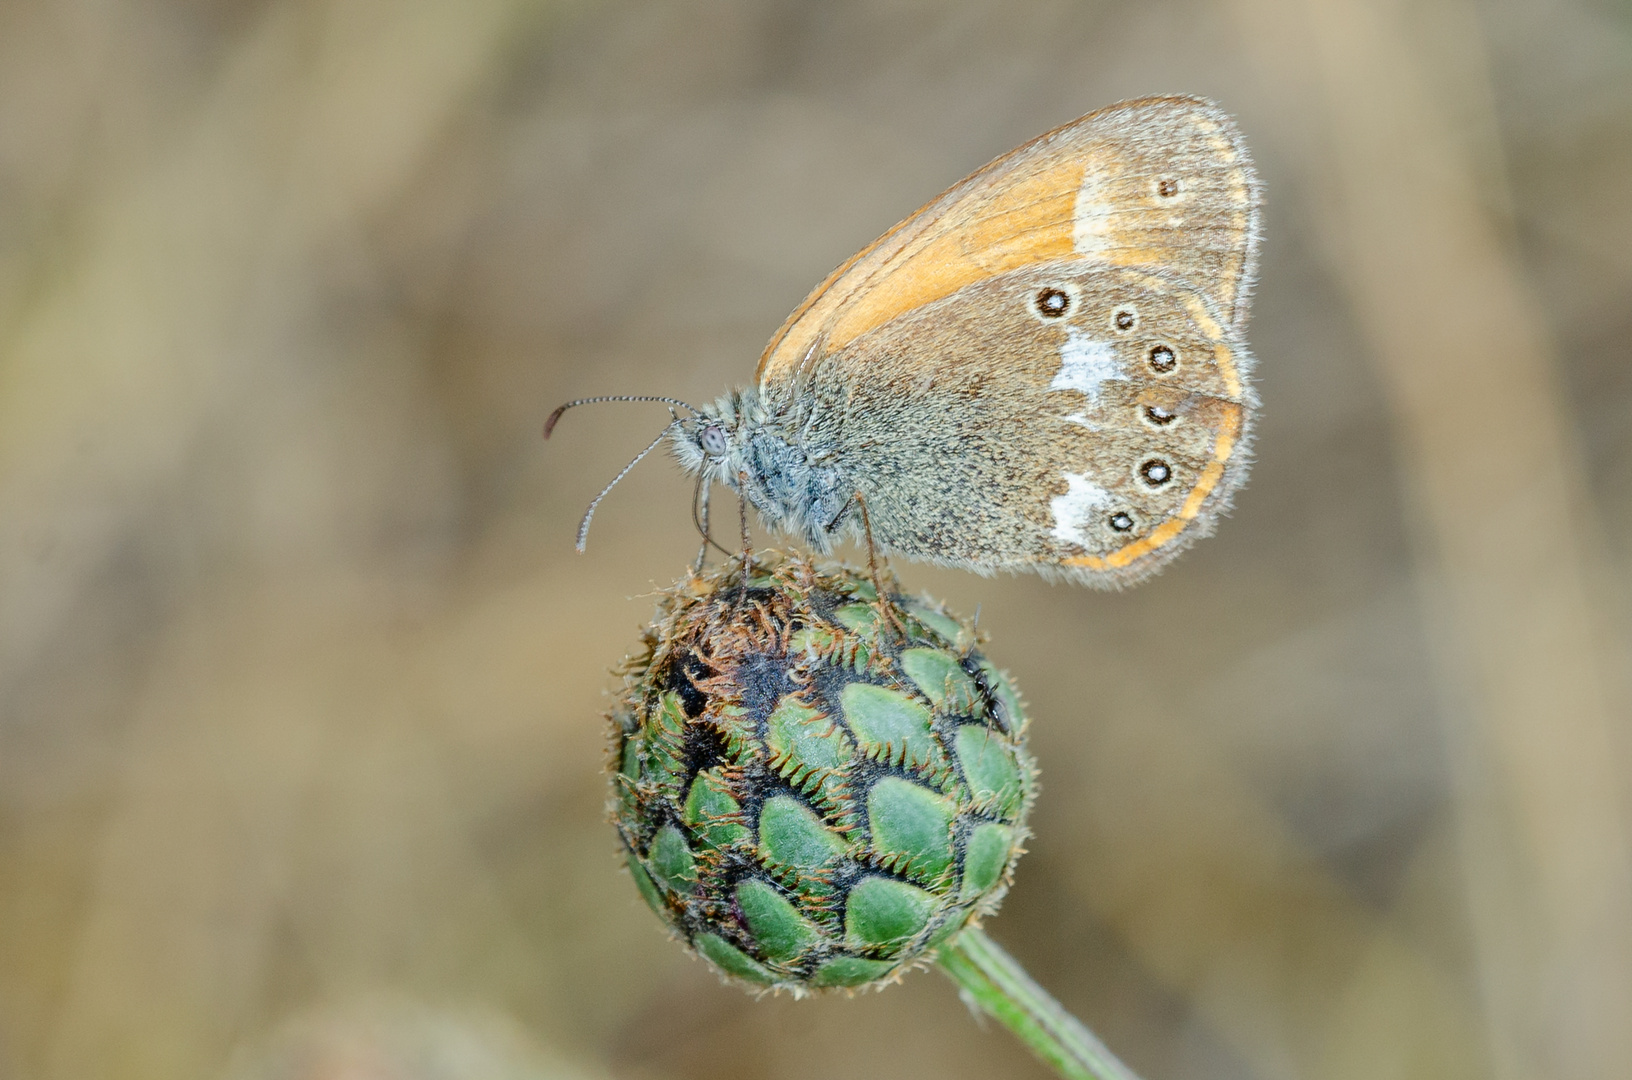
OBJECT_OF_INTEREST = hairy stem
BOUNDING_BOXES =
[937,926,1144,1080]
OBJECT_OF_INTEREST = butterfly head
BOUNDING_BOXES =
[670,388,752,487]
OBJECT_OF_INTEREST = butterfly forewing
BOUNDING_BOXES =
[1070,100,1259,328]
[800,261,1252,585]
[757,96,1260,387]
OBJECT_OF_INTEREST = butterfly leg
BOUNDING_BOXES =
[853,492,905,642]
[692,476,711,576]
[737,472,754,600]
[690,476,736,577]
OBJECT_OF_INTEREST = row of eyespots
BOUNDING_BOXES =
[1031,289,1183,501]
[1104,457,1178,534]
[1113,310,1184,380]
[1032,291,1183,377]
[1033,289,1143,341]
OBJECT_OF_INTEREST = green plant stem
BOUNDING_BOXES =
[937,926,1144,1080]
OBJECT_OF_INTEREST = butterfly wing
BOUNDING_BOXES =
[754,96,1259,585]
[798,259,1252,586]
[756,96,1261,388]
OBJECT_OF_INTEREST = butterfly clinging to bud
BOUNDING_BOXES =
[550,95,1261,588]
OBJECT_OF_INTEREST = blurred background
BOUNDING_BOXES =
[2,1,1630,1078]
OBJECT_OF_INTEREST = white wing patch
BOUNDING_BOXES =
[1073,168,1152,259]
[1050,473,1112,547]
[1072,168,1112,256]
[1049,328,1122,407]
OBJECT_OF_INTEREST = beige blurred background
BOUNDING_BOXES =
[2,1,1630,1079]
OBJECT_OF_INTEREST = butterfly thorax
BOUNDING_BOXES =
[670,387,854,550]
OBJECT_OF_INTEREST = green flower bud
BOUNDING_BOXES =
[608,554,1035,994]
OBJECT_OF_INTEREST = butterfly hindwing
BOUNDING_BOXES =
[796,260,1253,585]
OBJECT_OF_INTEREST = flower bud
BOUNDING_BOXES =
[608,554,1034,993]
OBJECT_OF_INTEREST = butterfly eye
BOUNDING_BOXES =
[1139,459,1172,486]
[1148,345,1177,373]
[1108,512,1135,533]
[1156,177,1181,198]
[1143,404,1178,426]
[1035,288,1071,317]
[700,425,729,457]
[1113,308,1137,331]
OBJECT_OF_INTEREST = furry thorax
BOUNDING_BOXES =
[670,387,856,552]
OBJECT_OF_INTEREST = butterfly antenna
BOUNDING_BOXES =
[545,395,698,438]
[574,423,678,552]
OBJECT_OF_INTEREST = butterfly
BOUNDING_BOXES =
[550,96,1260,587]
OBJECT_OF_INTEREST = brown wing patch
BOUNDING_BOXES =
[756,96,1260,387]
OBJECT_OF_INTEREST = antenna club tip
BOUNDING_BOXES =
[544,406,568,439]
